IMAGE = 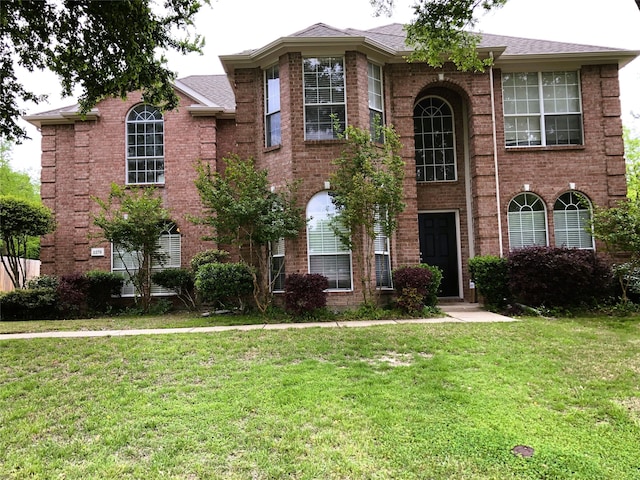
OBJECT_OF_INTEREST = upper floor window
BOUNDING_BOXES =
[553,191,594,249]
[126,104,164,185]
[414,96,457,182]
[303,57,345,140]
[502,71,583,147]
[265,65,281,147]
[508,192,548,250]
[307,191,352,290]
[368,62,384,142]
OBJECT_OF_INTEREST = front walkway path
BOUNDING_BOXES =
[0,303,515,340]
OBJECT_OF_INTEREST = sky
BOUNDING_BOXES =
[10,0,640,178]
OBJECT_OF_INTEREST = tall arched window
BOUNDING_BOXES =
[414,96,456,182]
[508,193,548,249]
[126,104,164,185]
[307,191,352,290]
[553,192,594,249]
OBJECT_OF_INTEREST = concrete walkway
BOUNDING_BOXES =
[0,303,515,340]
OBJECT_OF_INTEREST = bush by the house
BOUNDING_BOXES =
[0,288,58,320]
[26,274,60,290]
[57,273,91,318]
[284,273,329,318]
[190,249,229,272]
[508,246,613,308]
[152,268,197,310]
[85,270,123,313]
[194,262,253,310]
[393,265,442,315]
[469,255,510,309]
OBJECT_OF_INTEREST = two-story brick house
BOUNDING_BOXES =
[25,23,639,306]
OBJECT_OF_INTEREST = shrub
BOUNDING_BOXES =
[194,262,253,310]
[507,246,613,308]
[152,268,197,310]
[469,255,510,309]
[85,270,123,313]
[284,273,329,318]
[26,274,59,290]
[57,273,90,318]
[393,265,441,315]
[190,249,229,271]
[0,288,58,320]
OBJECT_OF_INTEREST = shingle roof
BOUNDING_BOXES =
[177,74,235,110]
[286,22,631,57]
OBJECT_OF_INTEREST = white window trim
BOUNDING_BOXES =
[306,191,353,291]
[502,70,584,148]
[374,224,393,289]
[507,193,550,250]
[414,95,458,183]
[111,231,181,297]
[269,238,286,293]
[553,191,595,250]
[368,62,384,141]
[302,56,347,141]
[264,64,281,148]
[125,104,165,186]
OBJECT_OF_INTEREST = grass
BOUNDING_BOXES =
[1,316,639,479]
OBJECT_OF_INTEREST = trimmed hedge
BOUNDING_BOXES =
[469,255,510,309]
[507,246,613,308]
[393,264,442,315]
[284,273,329,317]
[194,262,253,309]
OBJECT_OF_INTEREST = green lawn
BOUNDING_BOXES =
[1,317,639,479]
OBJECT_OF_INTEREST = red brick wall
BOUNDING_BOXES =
[40,54,626,307]
[40,91,234,277]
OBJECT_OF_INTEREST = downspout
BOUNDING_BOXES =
[488,52,504,257]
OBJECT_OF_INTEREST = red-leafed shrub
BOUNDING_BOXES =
[284,273,329,318]
[57,273,90,318]
[393,265,441,315]
[507,246,613,308]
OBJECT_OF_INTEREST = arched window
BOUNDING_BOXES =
[413,96,456,182]
[508,193,548,249]
[126,104,164,184]
[306,191,352,290]
[553,192,594,249]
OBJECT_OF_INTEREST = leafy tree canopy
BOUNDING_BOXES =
[0,137,39,202]
[624,126,640,201]
[92,183,174,312]
[1,0,206,142]
[403,0,508,71]
[0,195,55,288]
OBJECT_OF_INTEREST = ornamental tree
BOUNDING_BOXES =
[1,0,206,141]
[193,155,306,313]
[0,196,55,289]
[92,184,174,313]
[329,122,406,304]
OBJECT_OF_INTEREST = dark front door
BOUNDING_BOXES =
[418,212,459,297]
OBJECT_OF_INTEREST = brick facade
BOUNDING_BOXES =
[27,24,635,307]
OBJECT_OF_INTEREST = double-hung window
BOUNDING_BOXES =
[265,65,281,147]
[112,227,181,296]
[126,104,164,184]
[502,71,583,147]
[303,57,345,140]
[368,62,384,142]
[374,221,392,288]
[269,238,286,292]
[307,191,352,290]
